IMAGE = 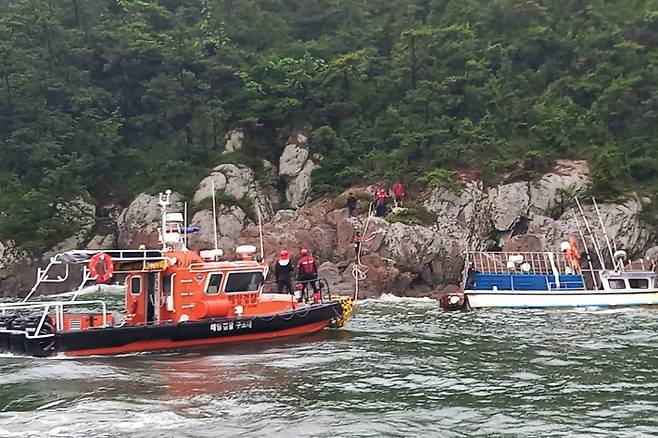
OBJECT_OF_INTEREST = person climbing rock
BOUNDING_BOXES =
[275,249,294,295]
[353,231,362,258]
[392,182,405,208]
[297,248,320,298]
[346,192,357,217]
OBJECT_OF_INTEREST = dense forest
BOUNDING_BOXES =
[0,0,657,253]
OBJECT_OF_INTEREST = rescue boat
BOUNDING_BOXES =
[0,190,354,357]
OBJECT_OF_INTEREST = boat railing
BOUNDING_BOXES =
[24,250,170,303]
[466,251,573,275]
[0,299,109,339]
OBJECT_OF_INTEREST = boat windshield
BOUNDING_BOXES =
[225,271,264,293]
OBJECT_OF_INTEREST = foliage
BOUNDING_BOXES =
[1,0,657,251]
[588,147,631,200]
[418,169,464,195]
[386,203,437,226]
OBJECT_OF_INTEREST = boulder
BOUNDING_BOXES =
[117,191,184,249]
[0,240,33,297]
[529,159,590,215]
[223,129,244,153]
[86,234,116,250]
[188,206,249,253]
[193,163,276,221]
[489,181,530,231]
[552,197,653,259]
[279,133,319,209]
[502,234,546,253]
[42,196,97,259]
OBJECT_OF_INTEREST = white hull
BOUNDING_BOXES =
[466,289,658,309]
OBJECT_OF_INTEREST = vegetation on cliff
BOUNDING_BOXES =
[1,0,657,252]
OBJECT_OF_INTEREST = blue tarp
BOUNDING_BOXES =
[471,273,585,291]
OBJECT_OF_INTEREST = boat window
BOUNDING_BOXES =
[628,278,649,289]
[206,273,223,295]
[162,275,172,296]
[608,279,626,290]
[225,271,264,293]
[130,276,141,295]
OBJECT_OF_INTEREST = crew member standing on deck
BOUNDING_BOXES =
[465,262,479,290]
[297,248,320,297]
[275,250,294,294]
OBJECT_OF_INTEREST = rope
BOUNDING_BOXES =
[351,202,377,301]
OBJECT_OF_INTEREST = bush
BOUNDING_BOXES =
[588,147,631,200]
[386,203,437,226]
[418,168,464,195]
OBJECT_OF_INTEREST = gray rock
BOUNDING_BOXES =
[278,134,319,209]
[489,181,530,231]
[117,191,184,248]
[86,234,116,250]
[223,129,244,153]
[529,159,589,215]
[188,206,249,252]
[193,164,275,220]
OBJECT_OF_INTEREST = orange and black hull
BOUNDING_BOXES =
[11,302,343,357]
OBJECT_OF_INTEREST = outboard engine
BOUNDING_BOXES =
[24,314,55,357]
[0,314,18,352]
[9,317,28,354]
[438,291,469,311]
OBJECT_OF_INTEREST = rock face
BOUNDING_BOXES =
[44,196,97,257]
[0,240,33,297]
[193,164,278,221]
[279,133,319,209]
[224,129,244,153]
[1,158,656,298]
[188,206,250,253]
[117,192,185,248]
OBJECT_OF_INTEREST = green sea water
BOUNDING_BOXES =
[0,296,657,437]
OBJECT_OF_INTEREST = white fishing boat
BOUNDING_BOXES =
[440,198,658,310]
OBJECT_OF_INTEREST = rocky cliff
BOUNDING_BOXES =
[1,136,656,298]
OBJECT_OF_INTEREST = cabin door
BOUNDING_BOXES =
[146,272,158,323]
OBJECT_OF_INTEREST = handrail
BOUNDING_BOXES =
[188,262,267,272]
[0,299,109,338]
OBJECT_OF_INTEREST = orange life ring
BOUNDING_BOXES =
[89,252,114,283]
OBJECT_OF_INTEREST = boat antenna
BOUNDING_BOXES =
[211,179,219,251]
[158,189,172,250]
[571,208,599,289]
[574,197,607,270]
[591,197,617,269]
[257,206,264,260]
[183,201,189,252]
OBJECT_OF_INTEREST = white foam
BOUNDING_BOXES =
[368,293,435,303]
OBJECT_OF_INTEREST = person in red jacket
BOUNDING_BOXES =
[353,231,362,259]
[392,182,405,208]
[297,248,320,298]
[375,187,388,217]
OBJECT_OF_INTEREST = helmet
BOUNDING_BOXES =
[300,248,309,256]
[280,249,289,259]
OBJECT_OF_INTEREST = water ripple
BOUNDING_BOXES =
[1,299,657,437]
